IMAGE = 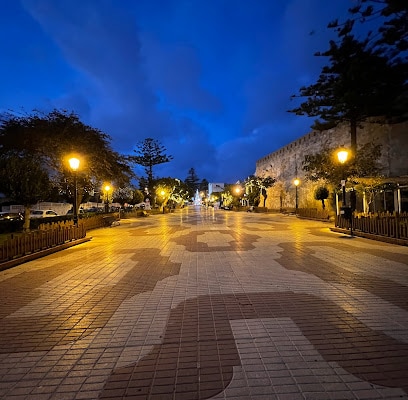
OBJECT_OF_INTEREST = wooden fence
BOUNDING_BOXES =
[335,212,408,240]
[0,224,86,262]
[0,213,120,263]
[297,208,331,221]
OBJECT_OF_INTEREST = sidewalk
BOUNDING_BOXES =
[0,206,408,400]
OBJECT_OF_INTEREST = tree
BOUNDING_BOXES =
[199,179,209,193]
[302,143,383,200]
[0,155,52,230]
[132,189,145,205]
[289,34,405,154]
[329,0,408,64]
[314,187,330,210]
[154,178,190,211]
[0,109,134,212]
[130,138,173,192]
[325,1,408,123]
[184,168,200,197]
[244,175,276,207]
[113,186,137,207]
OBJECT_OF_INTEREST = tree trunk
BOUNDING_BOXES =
[23,205,31,231]
[350,119,357,155]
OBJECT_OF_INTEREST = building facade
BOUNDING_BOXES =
[255,121,408,213]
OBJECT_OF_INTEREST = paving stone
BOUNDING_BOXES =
[0,208,408,399]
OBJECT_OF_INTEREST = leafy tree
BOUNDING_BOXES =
[302,143,383,197]
[0,109,134,215]
[132,189,145,205]
[289,34,405,154]
[154,178,190,211]
[329,0,407,64]
[314,187,330,210]
[184,167,200,197]
[113,186,136,207]
[199,179,209,193]
[219,185,238,208]
[130,138,173,192]
[244,175,276,207]
[0,155,52,230]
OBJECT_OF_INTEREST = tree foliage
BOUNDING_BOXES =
[329,0,408,63]
[184,167,200,198]
[289,35,406,152]
[130,138,173,190]
[314,187,330,210]
[199,179,209,192]
[0,155,52,230]
[154,177,190,210]
[244,175,276,207]
[0,109,134,213]
[302,143,383,189]
[289,1,407,152]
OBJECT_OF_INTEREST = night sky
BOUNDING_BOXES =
[0,0,353,183]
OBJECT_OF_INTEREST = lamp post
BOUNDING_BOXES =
[161,190,166,213]
[104,185,111,213]
[68,157,80,226]
[294,178,300,214]
[235,186,243,207]
[337,148,353,236]
[337,149,349,207]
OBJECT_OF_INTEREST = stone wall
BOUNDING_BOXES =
[255,121,408,212]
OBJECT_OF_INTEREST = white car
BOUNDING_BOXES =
[30,210,59,218]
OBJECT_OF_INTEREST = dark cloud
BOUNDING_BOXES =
[0,0,354,183]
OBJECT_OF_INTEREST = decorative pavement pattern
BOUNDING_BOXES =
[0,207,408,400]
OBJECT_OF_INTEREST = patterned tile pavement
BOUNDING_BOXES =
[1,206,408,400]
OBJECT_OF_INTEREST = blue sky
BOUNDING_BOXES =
[0,0,353,183]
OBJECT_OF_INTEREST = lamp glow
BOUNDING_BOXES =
[68,157,80,226]
[68,157,80,171]
[337,150,349,164]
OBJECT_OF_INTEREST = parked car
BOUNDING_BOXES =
[84,207,103,213]
[30,210,59,218]
[66,208,85,215]
[0,212,24,221]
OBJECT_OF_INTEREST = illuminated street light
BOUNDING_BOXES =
[337,150,349,165]
[336,148,353,235]
[337,149,349,206]
[104,184,111,213]
[160,190,166,213]
[293,178,300,214]
[68,157,80,226]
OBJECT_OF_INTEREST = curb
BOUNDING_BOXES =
[330,227,408,246]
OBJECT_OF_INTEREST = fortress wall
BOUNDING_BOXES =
[255,121,408,211]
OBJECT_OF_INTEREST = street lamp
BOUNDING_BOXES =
[336,148,353,236]
[104,185,111,213]
[68,157,80,226]
[160,190,166,213]
[293,178,300,214]
[337,149,349,206]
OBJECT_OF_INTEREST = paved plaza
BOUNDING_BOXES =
[1,206,408,400]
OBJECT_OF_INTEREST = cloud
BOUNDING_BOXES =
[141,34,223,114]
[6,0,352,185]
